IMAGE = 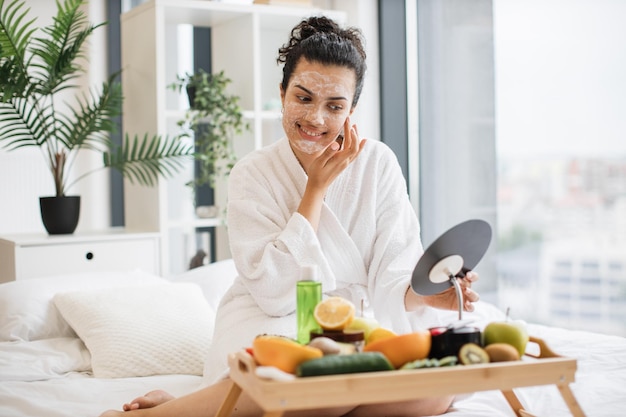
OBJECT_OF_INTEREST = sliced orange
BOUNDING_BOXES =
[366,327,397,344]
[363,330,432,368]
[313,296,355,331]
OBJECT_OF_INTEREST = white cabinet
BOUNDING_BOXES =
[0,231,160,282]
[120,0,345,276]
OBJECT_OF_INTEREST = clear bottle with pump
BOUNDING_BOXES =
[296,264,322,344]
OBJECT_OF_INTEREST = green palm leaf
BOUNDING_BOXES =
[0,96,51,148]
[56,74,123,150]
[30,0,98,95]
[103,134,194,187]
[0,0,37,101]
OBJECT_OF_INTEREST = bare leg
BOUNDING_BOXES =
[101,380,249,417]
[101,379,352,417]
[345,395,454,417]
[101,380,453,417]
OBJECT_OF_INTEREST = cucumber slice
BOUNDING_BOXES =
[296,352,393,377]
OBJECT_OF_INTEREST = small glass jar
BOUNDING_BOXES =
[310,329,365,352]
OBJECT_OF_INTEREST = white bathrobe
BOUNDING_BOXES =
[203,137,446,384]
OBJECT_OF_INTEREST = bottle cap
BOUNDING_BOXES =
[299,264,319,281]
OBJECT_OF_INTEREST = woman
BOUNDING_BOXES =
[101,15,479,417]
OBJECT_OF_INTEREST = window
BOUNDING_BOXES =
[494,0,626,336]
[399,0,625,336]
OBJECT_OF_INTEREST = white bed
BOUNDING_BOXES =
[1,259,624,417]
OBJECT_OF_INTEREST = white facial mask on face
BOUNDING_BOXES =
[282,70,351,154]
[290,136,328,154]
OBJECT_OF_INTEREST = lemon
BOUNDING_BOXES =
[313,296,355,331]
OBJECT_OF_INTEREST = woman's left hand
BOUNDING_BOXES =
[408,271,480,312]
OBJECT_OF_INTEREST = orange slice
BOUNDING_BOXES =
[313,297,355,331]
[363,330,432,368]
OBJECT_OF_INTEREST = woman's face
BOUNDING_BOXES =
[280,59,356,157]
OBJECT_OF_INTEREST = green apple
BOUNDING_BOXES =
[483,320,529,357]
[345,316,380,341]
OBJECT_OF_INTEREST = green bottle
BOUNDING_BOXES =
[296,264,322,344]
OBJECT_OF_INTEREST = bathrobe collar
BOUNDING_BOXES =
[277,137,368,292]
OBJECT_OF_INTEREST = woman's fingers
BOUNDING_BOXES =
[323,118,363,165]
[463,287,480,311]
[463,271,479,283]
[460,272,479,311]
[464,287,480,303]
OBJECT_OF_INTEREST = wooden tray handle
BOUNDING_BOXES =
[234,350,258,375]
[526,336,561,358]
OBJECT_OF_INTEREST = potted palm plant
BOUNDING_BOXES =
[0,0,192,234]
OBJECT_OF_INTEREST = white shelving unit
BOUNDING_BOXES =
[120,0,345,276]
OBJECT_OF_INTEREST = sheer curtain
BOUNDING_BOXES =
[412,0,498,297]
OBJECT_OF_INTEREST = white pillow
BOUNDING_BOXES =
[0,337,91,382]
[0,270,167,342]
[53,282,214,378]
[171,258,237,312]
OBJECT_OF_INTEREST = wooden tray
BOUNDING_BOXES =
[215,336,586,417]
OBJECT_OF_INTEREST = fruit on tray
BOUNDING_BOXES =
[458,343,490,365]
[400,355,458,370]
[366,327,397,344]
[345,316,381,341]
[483,320,529,357]
[314,296,356,331]
[309,329,364,354]
[363,330,431,368]
[253,335,323,374]
[484,343,520,362]
[297,351,393,377]
[306,336,343,355]
[428,325,482,359]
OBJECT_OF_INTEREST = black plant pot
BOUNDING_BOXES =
[39,196,80,235]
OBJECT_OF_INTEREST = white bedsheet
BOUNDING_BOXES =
[0,373,202,417]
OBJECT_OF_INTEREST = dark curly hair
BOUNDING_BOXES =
[277,16,367,108]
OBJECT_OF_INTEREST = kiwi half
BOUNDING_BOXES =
[459,343,490,365]
[484,343,520,362]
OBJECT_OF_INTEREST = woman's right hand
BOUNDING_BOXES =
[306,117,366,191]
[298,117,366,230]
